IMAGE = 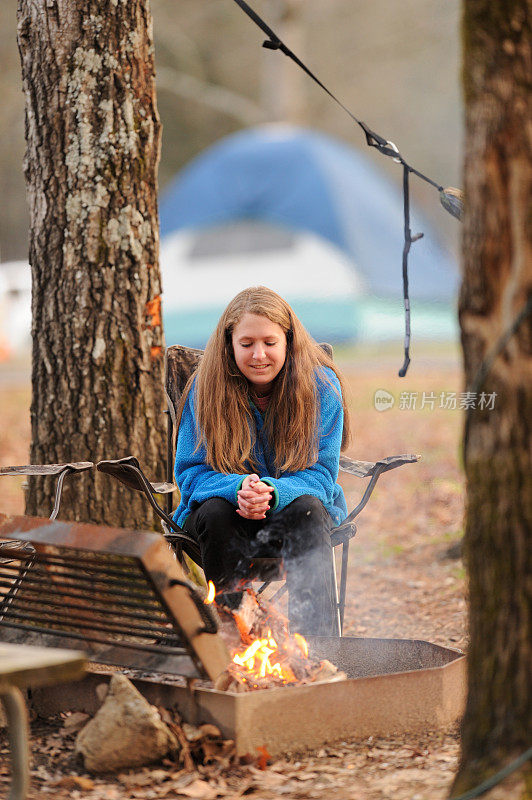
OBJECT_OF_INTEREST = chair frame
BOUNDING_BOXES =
[0,462,94,625]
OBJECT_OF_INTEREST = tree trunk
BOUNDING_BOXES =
[454,0,531,795]
[261,0,306,123]
[17,0,167,528]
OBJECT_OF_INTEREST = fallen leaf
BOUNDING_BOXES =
[51,774,95,791]
[62,712,90,732]
[244,769,286,786]
[202,738,235,766]
[150,769,170,783]
[119,769,169,788]
[158,715,193,771]
[199,724,222,739]
[256,745,271,770]
[183,723,204,742]
[31,765,54,781]
[294,772,319,781]
[175,778,218,799]
[98,787,121,800]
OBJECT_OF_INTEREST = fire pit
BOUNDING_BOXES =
[32,635,465,756]
[0,516,465,756]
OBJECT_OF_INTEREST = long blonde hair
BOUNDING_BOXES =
[181,286,351,474]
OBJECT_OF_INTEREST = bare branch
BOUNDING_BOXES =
[156,67,265,126]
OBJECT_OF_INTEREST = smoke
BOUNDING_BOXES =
[253,497,337,636]
[189,495,337,634]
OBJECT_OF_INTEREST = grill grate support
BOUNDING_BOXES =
[0,515,230,682]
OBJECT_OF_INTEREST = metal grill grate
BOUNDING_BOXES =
[0,515,230,682]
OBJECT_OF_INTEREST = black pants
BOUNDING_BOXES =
[183,495,337,636]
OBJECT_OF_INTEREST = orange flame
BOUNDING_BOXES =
[232,629,296,685]
[204,581,216,605]
[209,585,318,689]
[294,632,308,658]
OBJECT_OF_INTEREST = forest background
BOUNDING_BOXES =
[0,0,462,263]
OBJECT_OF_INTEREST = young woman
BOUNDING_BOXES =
[173,286,351,635]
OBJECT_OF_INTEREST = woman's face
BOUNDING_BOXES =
[231,312,287,394]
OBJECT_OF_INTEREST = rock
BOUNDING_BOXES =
[75,674,179,773]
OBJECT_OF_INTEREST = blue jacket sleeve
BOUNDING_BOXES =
[174,386,244,521]
[260,369,344,514]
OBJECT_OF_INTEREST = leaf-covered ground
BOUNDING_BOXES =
[0,343,467,799]
[1,715,462,800]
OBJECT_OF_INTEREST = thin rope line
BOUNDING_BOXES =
[231,0,444,191]
[449,746,532,800]
[463,295,532,454]
[230,0,463,375]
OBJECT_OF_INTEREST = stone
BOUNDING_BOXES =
[75,674,179,773]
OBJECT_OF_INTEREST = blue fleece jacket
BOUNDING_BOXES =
[172,367,347,528]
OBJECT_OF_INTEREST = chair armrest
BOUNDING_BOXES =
[0,541,36,560]
[0,462,93,477]
[96,457,175,494]
[341,454,420,526]
[0,462,94,521]
[339,453,420,478]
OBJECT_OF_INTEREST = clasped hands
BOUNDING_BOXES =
[236,474,272,520]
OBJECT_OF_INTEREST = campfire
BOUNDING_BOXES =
[204,582,346,692]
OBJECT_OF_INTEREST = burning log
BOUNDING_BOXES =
[204,584,346,692]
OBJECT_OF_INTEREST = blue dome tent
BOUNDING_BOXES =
[160,125,458,303]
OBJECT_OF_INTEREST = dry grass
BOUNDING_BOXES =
[337,342,466,649]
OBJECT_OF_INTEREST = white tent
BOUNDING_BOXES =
[0,261,32,357]
[160,221,366,348]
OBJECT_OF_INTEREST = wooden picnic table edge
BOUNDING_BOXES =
[0,643,87,691]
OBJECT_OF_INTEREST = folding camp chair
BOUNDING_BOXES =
[98,345,419,636]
